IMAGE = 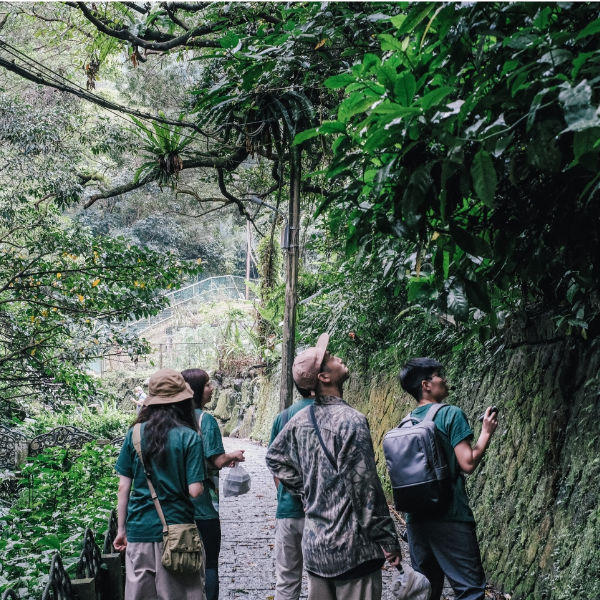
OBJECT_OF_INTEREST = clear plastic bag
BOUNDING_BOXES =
[222,464,251,497]
[391,565,431,600]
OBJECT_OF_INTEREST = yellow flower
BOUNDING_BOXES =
[92,278,100,287]
[56,273,61,278]
[78,295,85,302]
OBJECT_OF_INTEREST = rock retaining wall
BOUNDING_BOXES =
[245,315,600,600]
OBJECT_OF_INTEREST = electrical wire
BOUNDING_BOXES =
[0,39,273,147]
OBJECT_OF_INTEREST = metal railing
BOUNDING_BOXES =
[128,275,256,335]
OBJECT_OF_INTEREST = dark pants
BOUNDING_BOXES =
[196,519,221,600]
[407,521,486,600]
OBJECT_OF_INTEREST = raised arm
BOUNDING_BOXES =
[454,407,498,474]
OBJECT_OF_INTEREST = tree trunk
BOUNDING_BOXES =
[279,147,301,411]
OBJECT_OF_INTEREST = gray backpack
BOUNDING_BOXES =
[383,403,453,516]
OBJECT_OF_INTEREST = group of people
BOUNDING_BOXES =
[114,368,244,600]
[113,332,498,600]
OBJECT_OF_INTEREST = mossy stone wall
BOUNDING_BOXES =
[250,315,600,599]
[344,316,600,600]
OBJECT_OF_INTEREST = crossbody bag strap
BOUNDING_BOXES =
[309,405,337,472]
[132,424,168,534]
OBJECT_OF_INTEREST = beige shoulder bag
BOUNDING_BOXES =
[132,424,203,574]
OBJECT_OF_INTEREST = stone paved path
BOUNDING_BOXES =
[220,438,454,600]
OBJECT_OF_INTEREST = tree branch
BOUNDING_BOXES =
[122,2,150,14]
[69,2,221,50]
[217,168,263,236]
[302,182,330,197]
[164,2,210,12]
[83,176,152,208]
[83,148,250,208]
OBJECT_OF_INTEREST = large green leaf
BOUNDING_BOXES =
[324,74,356,89]
[449,221,492,258]
[394,72,416,106]
[470,150,497,207]
[378,34,404,51]
[408,279,434,302]
[446,286,469,320]
[397,3,435,35]
[292,122,346,146]
[464,279,491,312]
[418,87,454,111]
[338,94,376,122]
[219,31,240,49]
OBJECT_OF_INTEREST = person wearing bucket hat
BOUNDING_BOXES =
[267,335,401,600]
[114,369,208,600]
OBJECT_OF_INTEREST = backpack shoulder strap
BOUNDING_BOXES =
[198,411,205,435]
[132,424,168,533]
[309,405,337,472]
[398,414,415,428]
[422,403,449,423]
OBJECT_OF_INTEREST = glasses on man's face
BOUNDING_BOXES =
[425,373,446,382]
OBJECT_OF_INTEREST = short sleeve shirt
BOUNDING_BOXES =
[269,398,314,519]
[115,424,205,542]
[405,403,475,523]
[193,409,225,521]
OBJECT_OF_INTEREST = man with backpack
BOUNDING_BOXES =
[266,333,401,600]
[269,383,315,600]
[394,358,498,600]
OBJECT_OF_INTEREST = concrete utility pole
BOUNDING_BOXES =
[279,146,301,411]
[245,220,251,300]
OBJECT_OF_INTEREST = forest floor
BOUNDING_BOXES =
[220,438,455,600]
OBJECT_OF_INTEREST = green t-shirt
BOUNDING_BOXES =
[115,423,205,542]
[193,409,225,521]
[405,403,475,524]
[269,398,314,519]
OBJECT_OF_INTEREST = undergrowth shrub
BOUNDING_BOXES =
[0,443,119,599]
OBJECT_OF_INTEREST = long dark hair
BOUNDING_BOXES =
[181,368,210,409]
[132,398,198,466]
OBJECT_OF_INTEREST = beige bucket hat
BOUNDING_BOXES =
[292,333,329,390]
[144,368,194,405]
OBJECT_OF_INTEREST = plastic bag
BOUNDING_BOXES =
[391,565,431,600]
[222,464,251,497]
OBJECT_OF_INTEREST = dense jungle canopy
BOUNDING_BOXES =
[0,1,600,411]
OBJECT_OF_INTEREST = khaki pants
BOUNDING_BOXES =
[275,518,305,600]
[307,570,382,600]
[125,541,206,600]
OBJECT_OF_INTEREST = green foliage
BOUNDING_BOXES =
[129,114,195,186]
[0,443,119,598]
[301,3,600,341]
[0,201,200,410]
[13,401,132,441]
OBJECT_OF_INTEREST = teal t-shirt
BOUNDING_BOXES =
[405,403,475,524]
[115,423,205,542]
[193,409,225,521]
[269,398,314,519]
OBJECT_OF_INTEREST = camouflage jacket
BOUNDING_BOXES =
[265,394,400,577]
